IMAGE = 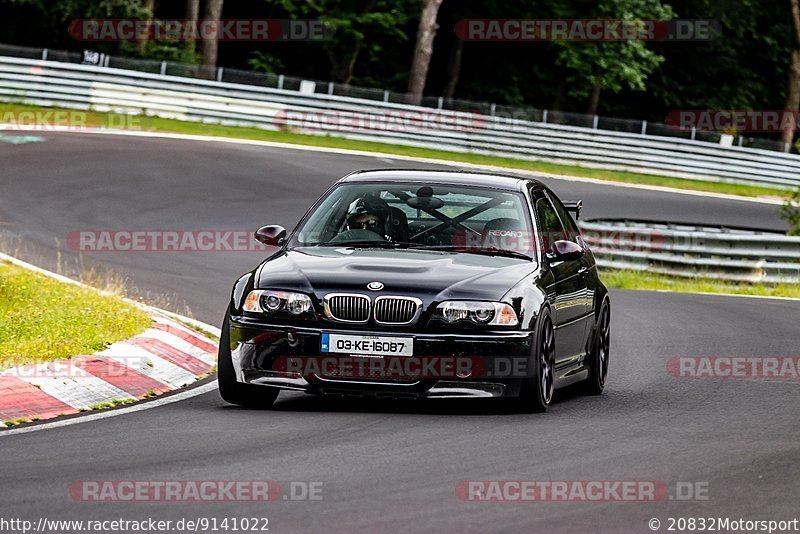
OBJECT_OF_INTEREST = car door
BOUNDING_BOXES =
[547,190,595,344]
[531,189,589,366]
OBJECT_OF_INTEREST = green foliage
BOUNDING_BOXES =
[553,0,674,102]
[4,0,150,21]
[262,0,416,81]
[248,51,284,74]
[644,0,793,116]
[267,0,414,50]
[778,188,800,236]
[117,41,201,63]
[0,0,196,61]
[0,0,796,130]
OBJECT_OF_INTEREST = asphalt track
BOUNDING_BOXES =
[1,132,799,533]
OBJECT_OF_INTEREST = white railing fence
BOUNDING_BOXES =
[580,219,800,284]
[1,54,800,190]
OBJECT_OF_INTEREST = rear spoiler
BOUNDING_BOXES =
[563,200,582,220]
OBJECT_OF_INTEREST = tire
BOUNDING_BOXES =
[581,299,610,396]
[218,309,280,409]
[515,308,556,413]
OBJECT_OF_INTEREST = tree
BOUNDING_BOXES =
[407,0,444,104]
[554,0,674,115]
[185,0,200,55]
[137,0,155,56]
[201,0,225,70]
[781,0,800,151]
[186,0,200,25]
[442,38,463,99]
[263,0,414,85]
[641,0,792,125]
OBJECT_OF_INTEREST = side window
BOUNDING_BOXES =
[548,193,582,245]
[533,196,565,250]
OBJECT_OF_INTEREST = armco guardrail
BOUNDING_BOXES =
[580,219,800,284]
[1,54,800,190]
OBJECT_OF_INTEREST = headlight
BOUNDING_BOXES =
[434,301,518,326]
[243,290,314,316]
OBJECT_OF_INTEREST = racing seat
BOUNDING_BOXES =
[483,218,521,233]
[481,218,524,251]
[386,207,410,242]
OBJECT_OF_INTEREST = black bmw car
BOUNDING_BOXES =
[218,169,610,412]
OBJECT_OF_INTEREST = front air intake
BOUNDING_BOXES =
[323,294,371,323]
[373,296,422,325]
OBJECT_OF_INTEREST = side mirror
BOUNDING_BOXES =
[254,225,287,247]
[547,240,584,262]
[563,200,582,220]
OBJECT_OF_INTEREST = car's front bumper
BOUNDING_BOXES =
[229,316,535,399]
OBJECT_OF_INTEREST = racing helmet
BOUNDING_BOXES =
[345,197,386,233]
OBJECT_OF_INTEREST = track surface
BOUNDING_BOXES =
[1,133,799,533]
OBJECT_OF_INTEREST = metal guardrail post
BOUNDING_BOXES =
[490,103,496,116]
[691,127,696,141]
[160,62,167,76]
[641,121,647,135]
[542,110,548,124]
[328,82,333,95]
[277,74,284,90]
[383,90,389,102]
[437,97,443,109]
[216,67,223,82]
[41,48,48,61]
[593,115,599,129]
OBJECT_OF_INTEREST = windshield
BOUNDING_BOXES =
[289,182,535,257]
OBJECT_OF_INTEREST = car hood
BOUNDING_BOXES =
[256,247,538,302]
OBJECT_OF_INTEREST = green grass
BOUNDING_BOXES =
[602,269,800,299]
[88,398,137,411]
[0,102,788,200]
[0,261,152,369]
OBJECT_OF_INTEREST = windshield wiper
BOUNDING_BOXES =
[312,241,533,260]
[315,240,409,248]
[409,245,534,261]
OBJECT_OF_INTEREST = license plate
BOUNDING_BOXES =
[321,333,413,357]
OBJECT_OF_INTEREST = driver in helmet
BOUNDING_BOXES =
[345,198,387,238]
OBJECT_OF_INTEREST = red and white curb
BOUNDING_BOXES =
[0,251,221,427]
[0,312,218,423]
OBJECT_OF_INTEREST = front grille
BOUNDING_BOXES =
[374,296,422,325]
[324,294,370,323]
